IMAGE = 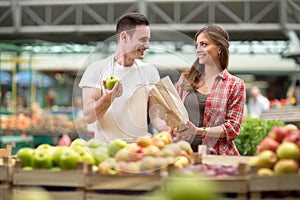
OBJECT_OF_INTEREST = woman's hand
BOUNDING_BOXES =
[174,121,198,141]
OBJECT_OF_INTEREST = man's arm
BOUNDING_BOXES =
[81,82,123,124]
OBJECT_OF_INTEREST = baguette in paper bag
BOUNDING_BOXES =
[149,76,189,132]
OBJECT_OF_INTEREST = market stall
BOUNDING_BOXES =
[1,123,300,200]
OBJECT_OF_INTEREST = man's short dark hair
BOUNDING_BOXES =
[116,13,149,35]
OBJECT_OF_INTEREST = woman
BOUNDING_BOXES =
[175,24,246,155]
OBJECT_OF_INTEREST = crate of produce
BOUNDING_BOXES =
[0,145,15,200]
[0,157,15,183]
[12,161,86,200]
[249,175,300,199]
[165,154,252,200]
[84,163,163,200]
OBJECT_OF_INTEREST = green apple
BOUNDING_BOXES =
[59,148,80,170]
[22,166,33,171]
[72,146,95,165]
[31,149,53,169]
[51,167,62,171]
[70,138,87,148]
[257,150,278,169]
[165,173,219,200]
[16,147,35,167]
[89,146,109,165]
[107,139,127,157]
[36,144,54,152]
[276,142,300,161]
[79,153,95,165]
[52,146,68,167]
[105,75,120,90]
[87,138,105,149]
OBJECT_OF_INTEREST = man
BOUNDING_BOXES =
[79,13,168,142]
[248,86,270,118]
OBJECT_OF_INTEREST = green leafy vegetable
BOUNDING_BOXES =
[235,116,284,156]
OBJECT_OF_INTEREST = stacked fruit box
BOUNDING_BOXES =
[12,161,86,200]
[202,155,251,200]
[249,174,300,199]
[191,155,250,200]
[84,164,163,200]
[247,124,300,199]
[0,156,15,200]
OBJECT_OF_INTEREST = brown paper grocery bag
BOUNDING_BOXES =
[149,76,188,132]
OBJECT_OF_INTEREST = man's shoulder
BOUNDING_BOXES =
[87,55,112,67]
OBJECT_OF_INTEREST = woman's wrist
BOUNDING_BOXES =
[196,127,208,136]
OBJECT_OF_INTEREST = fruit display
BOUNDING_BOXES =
[249,123,300,175]
[97,131,193,174]
[15,131,193,173]
[0,113,32,131]
[31,114,77,133]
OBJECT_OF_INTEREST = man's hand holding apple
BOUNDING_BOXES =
[102,75,123,101]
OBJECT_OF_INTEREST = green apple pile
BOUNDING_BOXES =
[249,124,300,175]
[16,139,96,170]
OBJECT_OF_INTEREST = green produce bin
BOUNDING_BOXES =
[0,135,34,155]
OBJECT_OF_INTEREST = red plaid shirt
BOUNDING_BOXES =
[176,69,246,155]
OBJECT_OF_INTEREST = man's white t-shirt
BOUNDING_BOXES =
[79,55,160,142]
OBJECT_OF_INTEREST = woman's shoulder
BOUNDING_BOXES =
[224,70,245,84]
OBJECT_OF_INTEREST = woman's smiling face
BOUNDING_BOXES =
[195,32,220,67]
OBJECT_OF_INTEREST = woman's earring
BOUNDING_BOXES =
[218,52,221,59]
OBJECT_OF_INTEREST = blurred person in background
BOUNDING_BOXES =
[248,86,270,118]
[175,24,246,155]
[45,88,56,107]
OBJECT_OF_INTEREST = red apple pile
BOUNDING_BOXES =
[249,124,300,175]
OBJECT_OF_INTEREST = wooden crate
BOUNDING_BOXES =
[85,192,152,200]
[84,164,163,200]
[12,188,85,200]
[260,106,300,125]
[201,155,252,167]
[12,161,87,200]
[13,161,86,187]
[0,157,14,183]
[249,175,300,199]
[0,184,11,200]
[85,173,162,191]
